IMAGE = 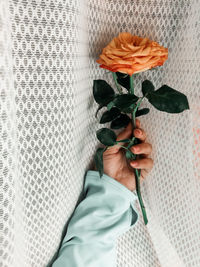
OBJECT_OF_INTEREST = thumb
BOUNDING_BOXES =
[104,119,141,155]
[116,122,132,143]
[116,118,140,143]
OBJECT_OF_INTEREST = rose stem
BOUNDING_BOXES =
[130,74,148,225]
[112,72,123,94]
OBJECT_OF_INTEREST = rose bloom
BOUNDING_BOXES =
[96,32,168,75]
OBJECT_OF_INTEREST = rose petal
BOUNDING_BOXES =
[96,32,168,75]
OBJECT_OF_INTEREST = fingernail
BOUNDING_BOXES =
[131,162,138,167]
[133,146,139,152]
[135,129,142,135]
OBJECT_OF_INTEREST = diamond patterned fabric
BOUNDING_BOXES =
[0,0,200,266]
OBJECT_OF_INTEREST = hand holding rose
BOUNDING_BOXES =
[100,119,153,191]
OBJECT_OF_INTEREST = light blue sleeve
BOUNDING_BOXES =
[52,170,139,267]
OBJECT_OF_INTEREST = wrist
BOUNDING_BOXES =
[116,179,135,192]
[104,172,135,192]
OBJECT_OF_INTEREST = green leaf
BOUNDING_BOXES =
[125,150,136,160]
[93,80,115,106]
[127,140,135,149]
[133,138,142,146]
[100,107,121,123]
[121,103,136,113]
[135,108,150,117]
[113,94,139,110]
[96,128,117,146]
[116,72,128,79]
[107,101,115,111]
[142,80,155,96]
[146,85,190,113]
[94,147,104,177]
[111,114,131,129]
[95,105,104,118]
[116,72,130,91]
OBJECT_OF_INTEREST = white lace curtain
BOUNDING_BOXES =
[0,0,200,266]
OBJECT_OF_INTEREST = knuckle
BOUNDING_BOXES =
[149,158,154,167]
[141,170,148,179]
[136,128,146,140]
[136,118,140,127]
[144,158,150,164]
[143,131,147,139]
[147,143,152,152]
[140,128,144,135]
[135,127,143,134]
[141,158,151,167]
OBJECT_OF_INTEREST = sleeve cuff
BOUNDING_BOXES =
[85,170,138,203]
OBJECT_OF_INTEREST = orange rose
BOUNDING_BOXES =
[96,32,168,76]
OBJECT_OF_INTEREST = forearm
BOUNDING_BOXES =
[52,170,139,267]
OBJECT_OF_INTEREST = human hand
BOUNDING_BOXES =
[95,119,153,191]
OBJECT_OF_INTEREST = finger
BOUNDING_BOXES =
[130,158,153,170]
[105,119,141,155]
[135,118,140,128]
[116,122,132,142]
[117,119,140,143]
[117,119,140,142]
[130,142,152,155]
[133,127,147,142]
[105,122,132,154]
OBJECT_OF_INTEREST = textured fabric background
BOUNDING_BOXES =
[0,0,200,266]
